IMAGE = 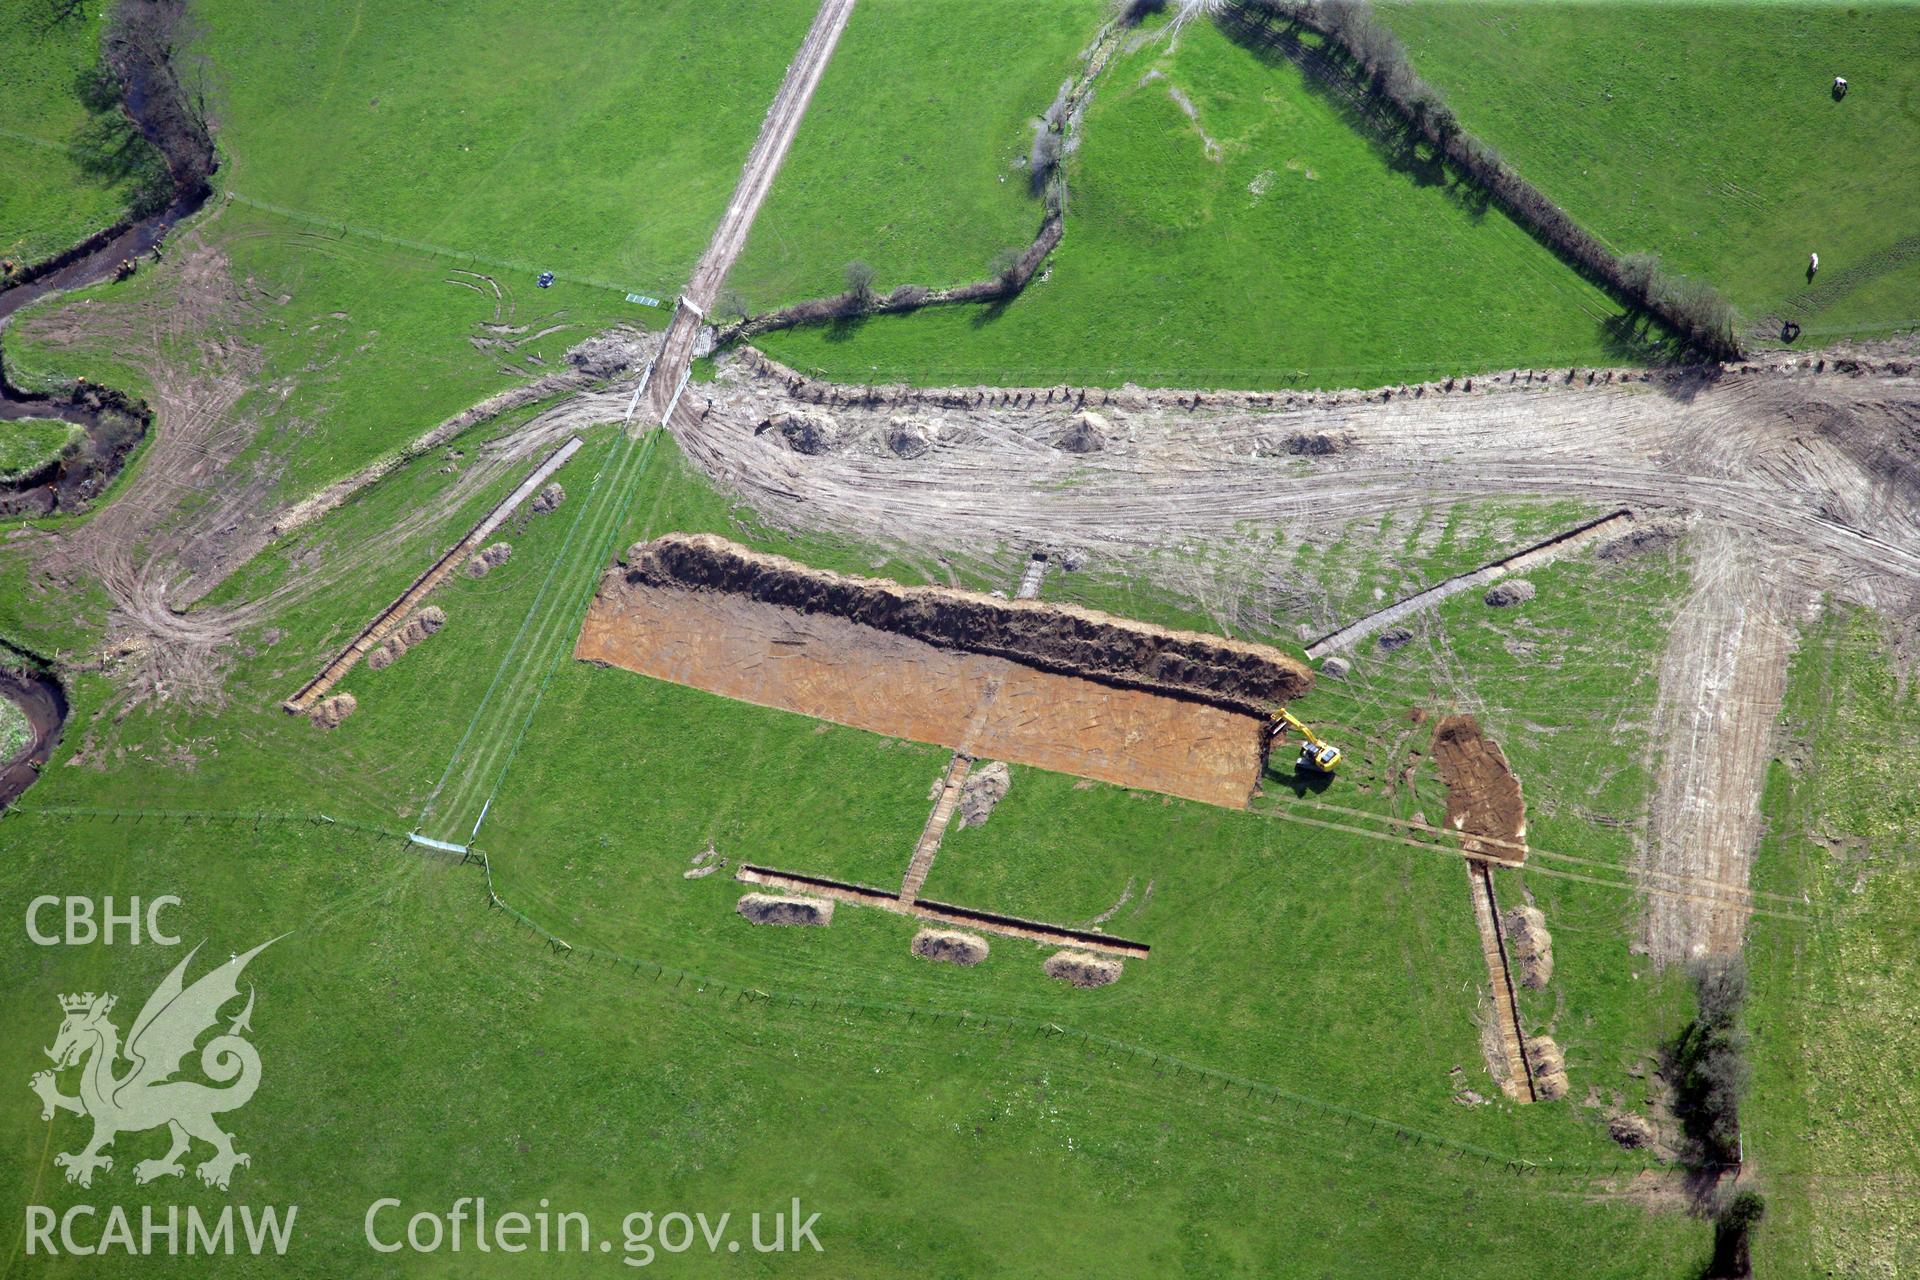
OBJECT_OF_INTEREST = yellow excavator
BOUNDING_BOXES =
[1265,707,1342,775]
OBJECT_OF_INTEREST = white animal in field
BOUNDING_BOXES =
[1808,251,1819,277]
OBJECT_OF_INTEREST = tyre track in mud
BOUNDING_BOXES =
[647,344,1920,962]
[669,354,1920,607]
[1638,523,1798,964]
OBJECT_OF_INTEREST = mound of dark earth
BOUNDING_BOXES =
[1484,579,1536,607]
[1055,410,1108,453]
[1597,525,1680,562]
[367,606,446,671]
[911,929,988,966]
[309,692,357,729]
[466,542,512,578]
[1044,950,1122,988]
[958,760,1011,828]
[1525,1036,1569,1101]
[736,893,833,926]
[1501,904,1553,987]
[619,533,1312,714]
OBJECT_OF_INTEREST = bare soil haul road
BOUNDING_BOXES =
[644,0,857,421]
[652,344,1920,959]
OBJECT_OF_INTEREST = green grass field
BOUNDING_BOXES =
[1378,1,1920,344]
[2,0,851,525]
[0,426,1722,1273]
[725,0,1099,310]
[4,201,650,510]
[0,418,81,482]
[0,0,164,266]
[0,815,1711,1278]
[1743,608,1920,1275]
[0,693,27,759]
[194,0,818,296]
[755,12,1643,389]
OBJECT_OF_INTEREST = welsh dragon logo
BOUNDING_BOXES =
[30,938,277,1191]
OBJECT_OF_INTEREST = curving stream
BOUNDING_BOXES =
[0,668,66,809]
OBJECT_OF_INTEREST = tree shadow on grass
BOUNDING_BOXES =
[969,294,1016,330]
[821,311,867,345]
[1216,9,1444,192]
[68,66,170,214]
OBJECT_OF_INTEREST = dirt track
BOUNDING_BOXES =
[638,342,1920,957]
[9,223,651,708]
[669,348,1920,609]
[1638,524,1799,963]
[642,0,856,420]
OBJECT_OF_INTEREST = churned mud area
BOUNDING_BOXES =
[577,535,1285,807]
[1430,714,1527,862]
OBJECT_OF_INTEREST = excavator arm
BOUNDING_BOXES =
[1266,706,1343,774]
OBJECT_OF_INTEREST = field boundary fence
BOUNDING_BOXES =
[4,801,1756,1180]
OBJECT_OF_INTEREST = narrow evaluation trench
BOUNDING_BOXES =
[1305,508,1634,659]
[897,552,1046,904]
[1468,861,1538,1104]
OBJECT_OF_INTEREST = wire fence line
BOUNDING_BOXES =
[8,801,1738,1180]
[224,192,676,304]
[417,423,661,839]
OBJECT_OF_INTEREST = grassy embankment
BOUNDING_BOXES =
[0,418,81,482]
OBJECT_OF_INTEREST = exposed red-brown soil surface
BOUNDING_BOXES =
[1431,714,1527,863]
[578,537,1284,808]
[624,533,1313,713]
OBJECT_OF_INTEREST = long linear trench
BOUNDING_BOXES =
[1304,508,1632,659]
[737,864,1148,959]
[1467,861,1537,1103]
[286,437,584,711]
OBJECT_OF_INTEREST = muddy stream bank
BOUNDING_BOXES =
[0,0,215,508]
[0,668,67,809]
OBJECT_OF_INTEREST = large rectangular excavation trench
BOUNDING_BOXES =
[575,534,1315,808]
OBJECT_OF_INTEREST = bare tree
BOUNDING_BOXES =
[843,259,876,302]
[715,288,750,324]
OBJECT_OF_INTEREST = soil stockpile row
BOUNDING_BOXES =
[621,533,1312,714]
[578,542,1271,808]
